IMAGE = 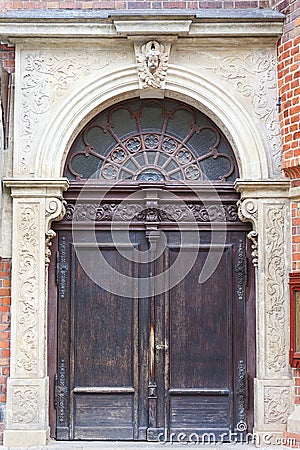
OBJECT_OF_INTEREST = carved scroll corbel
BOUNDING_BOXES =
[134,40,171,91]
[45,198,66,266]
[237,198,258,267]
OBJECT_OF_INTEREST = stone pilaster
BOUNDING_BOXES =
[236,179,293,441]
[2,179,68,446]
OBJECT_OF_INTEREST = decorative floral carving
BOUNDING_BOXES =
[264,387,290,424]
[135,40,170,89]
[45,198,66,266]
[63,202,239,223]
[17,204,39,374]
[12,386,38,424]
[247,230,258,267]
[20,50,128,173]
[237,199,258,267]
[181,49,281,175]
[190,203,238,222]
[265,206,287,373]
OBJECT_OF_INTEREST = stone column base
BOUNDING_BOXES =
[3,428,50,446]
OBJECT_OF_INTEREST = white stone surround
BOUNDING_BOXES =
[0,10,295,446]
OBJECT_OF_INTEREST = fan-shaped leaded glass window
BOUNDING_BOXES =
[64,98,238,182]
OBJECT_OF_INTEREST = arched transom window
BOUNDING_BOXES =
[64,98,238,182]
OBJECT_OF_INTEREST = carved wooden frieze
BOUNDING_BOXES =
[63,201,239,223]
[134,40,170,90]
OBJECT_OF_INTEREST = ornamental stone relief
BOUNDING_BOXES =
[16,204,39,375]
[264,387,291,425]
[176,49,281,176]
[237,198,258,267]
[19,49,129,173]
[134,40,170,90]
[264,205,287,374]
[12,386,39,425]
[45,198,66,266]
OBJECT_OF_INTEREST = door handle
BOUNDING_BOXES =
[155,340,168,363]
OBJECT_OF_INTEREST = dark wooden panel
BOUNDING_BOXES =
[168,245,232,390]
[72,245,135,388]
[74,394,134,439]
[170,395,230,428]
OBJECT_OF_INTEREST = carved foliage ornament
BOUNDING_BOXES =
[135,40,170,90]
[265,206,287,373]
[264,387,290,424]
[178,49,281,175]
[63,202,239,223]
[12,386,38,425]
[20,50,128,173]
[17,204,39,374]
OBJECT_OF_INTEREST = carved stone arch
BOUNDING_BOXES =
[34,65,272,180]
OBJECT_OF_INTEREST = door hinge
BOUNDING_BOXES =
[235,239,247,302]
[56,237,69,299]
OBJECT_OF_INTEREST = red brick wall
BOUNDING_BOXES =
[276,0,300,270]
[0,260,11,443]
[0,0,273,12]
[0,44,15,74]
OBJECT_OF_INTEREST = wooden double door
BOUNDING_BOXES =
[54,216,252,442]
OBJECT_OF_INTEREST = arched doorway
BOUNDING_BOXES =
[50,98,255,442]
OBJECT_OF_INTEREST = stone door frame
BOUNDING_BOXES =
[0,11,294,446]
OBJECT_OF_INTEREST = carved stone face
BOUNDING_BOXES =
[146,51,159,73]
